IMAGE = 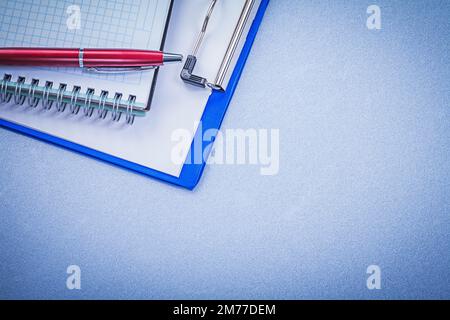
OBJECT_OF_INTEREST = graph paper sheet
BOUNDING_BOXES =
[0,0,172,101]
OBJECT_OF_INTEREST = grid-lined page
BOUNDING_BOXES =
[0,0,171,101]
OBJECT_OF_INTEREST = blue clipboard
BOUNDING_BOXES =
[0,0,269,190]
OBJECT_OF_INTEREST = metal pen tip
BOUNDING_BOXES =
[163,53,183,63]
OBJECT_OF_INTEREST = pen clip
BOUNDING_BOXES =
[85,66,158,74]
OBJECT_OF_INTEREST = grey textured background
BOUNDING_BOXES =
[1,0,449,299]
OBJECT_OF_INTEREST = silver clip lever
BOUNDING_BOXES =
[180,0,218,89]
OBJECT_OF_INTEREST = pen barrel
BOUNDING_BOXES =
[83,49,163,67]
[0,48,164,67]
[0,48,80,67]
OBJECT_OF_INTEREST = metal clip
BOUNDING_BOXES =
[181,0,218,89]
[181,0,256,91]
[86,66,157,74]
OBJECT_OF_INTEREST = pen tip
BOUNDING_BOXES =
[163,53,183,63]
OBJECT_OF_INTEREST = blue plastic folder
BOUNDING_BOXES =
[0,0,269,190]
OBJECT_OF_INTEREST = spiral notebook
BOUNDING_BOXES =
[0,0,172,121]
[0,0,269,189]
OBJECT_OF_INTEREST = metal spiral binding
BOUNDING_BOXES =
[0,74,145,125]
[28,79,40,108]
[14,77,26,105]
[42,81,54,110]
[98,90,109,119]
[126,95,136,125]
[70,86,81,115]
[83,88,95,117]
[0,74,12,103]
[111,93,123,122]
[55,83,67,112]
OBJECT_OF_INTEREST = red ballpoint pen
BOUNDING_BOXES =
[0,47,183,72]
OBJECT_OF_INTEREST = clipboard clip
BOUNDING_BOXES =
[180,0,220,90]
[181,0,256,92]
